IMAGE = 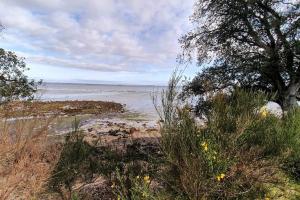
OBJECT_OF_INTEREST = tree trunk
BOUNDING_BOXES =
[282,83,300,111]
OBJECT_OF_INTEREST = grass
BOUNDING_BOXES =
[157,78,300,199]
[0,99,124,199]
[113,72,300,199]
[0,117,61,199]
[48,117,162,199]
[1,74,300,199]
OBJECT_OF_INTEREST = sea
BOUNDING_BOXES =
[37,82,166,119]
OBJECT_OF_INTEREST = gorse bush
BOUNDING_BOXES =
[154,73,300,199]
[113,169,158,200]
[114,73,300,199]
[109,141,164,199]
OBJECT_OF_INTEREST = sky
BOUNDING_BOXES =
[0,0,198,85]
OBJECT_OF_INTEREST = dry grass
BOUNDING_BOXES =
[0,117,61,200]
[0,99,124,199]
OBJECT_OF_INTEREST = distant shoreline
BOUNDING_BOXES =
[41,81,167,87]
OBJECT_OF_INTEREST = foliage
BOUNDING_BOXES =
[48,118,98,198]
[110,140,164,199]
[281,109,300,181]
[0,48,41,104]
[154,73,300,199]
[113,170,159,200]
[49,118,163,199]
[180,0,300,111]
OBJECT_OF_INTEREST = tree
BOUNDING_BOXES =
[0,48,41,103]
[180,0,300,111]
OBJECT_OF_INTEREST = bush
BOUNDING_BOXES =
[113,169,157,200]
[0,48,41,104]
[49,118,163,199]
[281,110,300,181]
[154,73,300,199]
[48,118,99,199]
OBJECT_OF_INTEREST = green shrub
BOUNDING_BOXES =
[48,118,126,198]
[49,118,163,199]
[281,109,300,181]
[113,169,157,200]
[111,141,164,199]
[48,118,101,199]
[155,72,300,199]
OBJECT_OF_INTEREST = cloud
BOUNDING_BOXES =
[0,0,194,74]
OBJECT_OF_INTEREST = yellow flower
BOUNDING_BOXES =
[111,182,116,188]
[144,175,150,183]
[216,173,225,181]
[259,106,268,118]
[265,198,270,200]
[142,191,148,197]
[201,142,208,151]
[212,156,216,160]
[220,173,225,179]
[117,195,121,200]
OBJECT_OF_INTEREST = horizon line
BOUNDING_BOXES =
[41,81,168,87]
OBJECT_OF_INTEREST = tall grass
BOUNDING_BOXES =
[0,117,60,199]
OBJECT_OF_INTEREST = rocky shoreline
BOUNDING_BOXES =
[80,116,160,152]
[0,100,124,118]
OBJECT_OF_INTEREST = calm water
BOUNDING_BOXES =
[37,83,165,119]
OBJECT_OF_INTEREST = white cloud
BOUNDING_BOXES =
[0,0,194,73]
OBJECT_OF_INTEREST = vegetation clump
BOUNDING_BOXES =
[0,117,60,199]
[49,118,162,199]
[114,74,300,199]
[0,48,41,104]
[180,0,300,111]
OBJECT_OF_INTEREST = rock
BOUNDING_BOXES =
[62,105,75,110]
[78,176,114,200]
[97,131,107,135]
[195,117,205,126]
[264,101,283,118]
[108,129,129,136]
[83,136,98,146]
[107,122,113,126]
[129,127,138,134]
[146,128,158,132]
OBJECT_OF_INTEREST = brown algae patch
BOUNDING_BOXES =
[0,100,124,118]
